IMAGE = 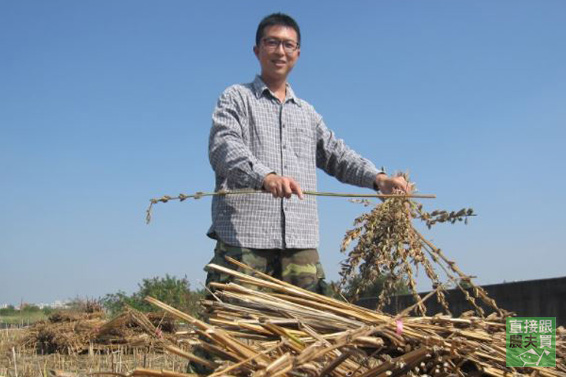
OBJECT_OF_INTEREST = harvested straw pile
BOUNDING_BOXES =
[137,188,563,376]
[22,311,105,354]
[139,261,565,377]
[19,309,177,354]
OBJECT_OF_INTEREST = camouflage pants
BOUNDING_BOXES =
[205,240,332,296]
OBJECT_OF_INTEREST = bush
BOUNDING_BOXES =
[21,304,41,313]
[66,297,104,313]
[101,274,204,317]
[42,306,56,316]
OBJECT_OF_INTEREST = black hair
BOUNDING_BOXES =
[255,13,301,47]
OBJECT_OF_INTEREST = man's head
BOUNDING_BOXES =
[255,13,301,48]
[254,13,301,85]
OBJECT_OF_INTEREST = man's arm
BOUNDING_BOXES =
[209,88,275,189]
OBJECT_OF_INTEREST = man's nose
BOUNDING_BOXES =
[274,41,286,54]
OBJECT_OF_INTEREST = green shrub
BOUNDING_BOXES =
[101,274,204,317]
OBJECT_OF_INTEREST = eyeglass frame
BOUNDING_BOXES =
[261,37,300,53]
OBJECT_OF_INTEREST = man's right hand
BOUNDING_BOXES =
[375,173,412,195]
[263,174,304,199]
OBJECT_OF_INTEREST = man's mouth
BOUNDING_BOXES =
[272,60,286,66]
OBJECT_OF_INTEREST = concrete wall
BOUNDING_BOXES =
[357,276,566,326]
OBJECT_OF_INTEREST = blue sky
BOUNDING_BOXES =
[1,1,565,304]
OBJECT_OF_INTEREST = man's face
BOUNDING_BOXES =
[254,25,300,83]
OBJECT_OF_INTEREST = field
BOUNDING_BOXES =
[0,312,48,328]
[0,327,189,377]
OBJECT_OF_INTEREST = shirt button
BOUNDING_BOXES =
[282,124,286,128]
[283,145,287,149]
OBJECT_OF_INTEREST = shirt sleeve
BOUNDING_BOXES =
[315,114,382,189]
[209,87,275,189]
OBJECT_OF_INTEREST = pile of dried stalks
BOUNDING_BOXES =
[21,312,105,354]
[136,261,565,377]
[96,310,178,348]
[132,189,563,376]
[18,309,177,354]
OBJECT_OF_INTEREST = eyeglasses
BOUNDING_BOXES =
[261,37,300,53]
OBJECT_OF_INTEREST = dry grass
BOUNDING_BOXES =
[0,325,190,377]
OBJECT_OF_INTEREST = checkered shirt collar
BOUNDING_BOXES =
[252,75,301,106]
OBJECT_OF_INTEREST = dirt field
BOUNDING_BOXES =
[0,327,188,377]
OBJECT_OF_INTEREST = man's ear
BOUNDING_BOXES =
[253,45,259,59]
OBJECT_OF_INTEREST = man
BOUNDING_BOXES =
[206,13,409,295]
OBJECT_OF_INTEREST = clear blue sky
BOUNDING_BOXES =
[1,1,565,305]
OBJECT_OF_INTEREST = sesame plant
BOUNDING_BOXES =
[339,176,501,317]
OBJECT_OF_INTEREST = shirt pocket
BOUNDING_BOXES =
[291,122,316,160]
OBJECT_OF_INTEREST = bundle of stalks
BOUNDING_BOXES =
[340,185,501,318]
[140,261,565,377]
[96,308,178,347]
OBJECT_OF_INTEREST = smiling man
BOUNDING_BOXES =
[206,13,409,295]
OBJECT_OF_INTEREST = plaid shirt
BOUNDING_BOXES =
[208,75,381,249]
